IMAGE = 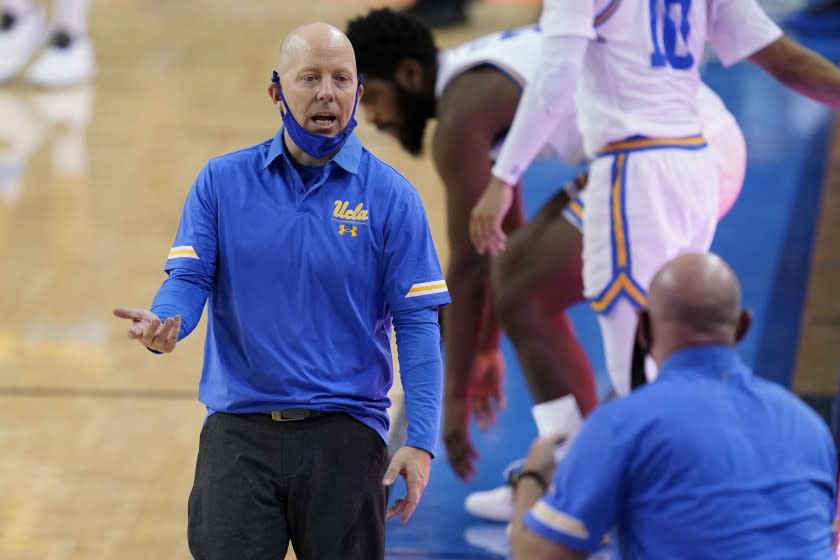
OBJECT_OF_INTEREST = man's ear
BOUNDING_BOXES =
[267,83,280,104]
[735,309,752,343]
[394,58,425,92]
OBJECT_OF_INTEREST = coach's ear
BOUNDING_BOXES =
[394,58,425,93]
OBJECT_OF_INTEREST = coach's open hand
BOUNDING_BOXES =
[113,307,181,353]
[470,175,514,256]
[383,445,432,524]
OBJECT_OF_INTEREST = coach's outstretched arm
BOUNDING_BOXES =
[749,36,840,109]
[114,162,217,353]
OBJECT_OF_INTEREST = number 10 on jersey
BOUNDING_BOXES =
[649,0,694,69]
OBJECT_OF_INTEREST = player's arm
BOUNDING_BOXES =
[469,0,594,255]
[433,67,523,397]
[489,0,595,186]
[708,0,840,109]
[489,35,588,186]
[749,37,840,109]
[433,68,523,479]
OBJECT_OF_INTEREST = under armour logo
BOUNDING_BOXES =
[338,224,358,237]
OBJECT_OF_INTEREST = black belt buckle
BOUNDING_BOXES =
[270,408,316,422]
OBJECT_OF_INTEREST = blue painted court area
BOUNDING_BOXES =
[385,27,840,559]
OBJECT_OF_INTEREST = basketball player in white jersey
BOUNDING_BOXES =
[347,9,751,523]
[471,0,840,417]
[0,0,94,87]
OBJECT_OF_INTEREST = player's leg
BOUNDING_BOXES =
[584,147,719,395]
[0,0,46,82]
[492,182,597,410]
[464,182,598,523]
[596,299,641,396]
[26,0,94,87]
[492,182,597,417]
[626,116,747,388]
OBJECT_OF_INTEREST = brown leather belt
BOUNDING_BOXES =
[266,408,334,422]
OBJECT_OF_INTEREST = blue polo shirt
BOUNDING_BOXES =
[155,130,450,446]
[525,345,837,559]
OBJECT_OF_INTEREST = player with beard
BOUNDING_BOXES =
[346,9,748,522]
[346,12,592,488]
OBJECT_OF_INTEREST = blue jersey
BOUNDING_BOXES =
[160,130,450,444]
[525,345,836,559]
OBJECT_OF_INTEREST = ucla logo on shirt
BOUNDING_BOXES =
[333,200,368,237]
[333,200,369,222]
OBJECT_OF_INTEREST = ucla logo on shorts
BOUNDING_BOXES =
[333,200,368,237]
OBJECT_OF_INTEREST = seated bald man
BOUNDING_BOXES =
[113,22,450,560]
[509,253,837,560]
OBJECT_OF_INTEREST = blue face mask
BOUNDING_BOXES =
[271,70,362,160]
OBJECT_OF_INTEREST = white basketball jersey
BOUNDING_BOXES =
[436,25,585,164]
[540,0,781,156]
[435,24,540,98]
[435,19,755,165]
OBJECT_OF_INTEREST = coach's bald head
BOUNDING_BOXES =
[637,252,751,366]
[278,22,357,78]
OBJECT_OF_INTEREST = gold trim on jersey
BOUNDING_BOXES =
[405,280,448,298]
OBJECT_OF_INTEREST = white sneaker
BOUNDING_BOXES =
[464,457,525,522]
[0,9,47,82]
[26,33,95,88]
[464,484,514,522]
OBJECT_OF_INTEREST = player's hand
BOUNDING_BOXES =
[443,397,479,482]
[383,445,432,524]
[470,176,514,256]
[113,307,181,353]
[522,432,568,485]
[470,349,506,431]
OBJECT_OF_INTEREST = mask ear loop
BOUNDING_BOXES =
[271,71,289,112]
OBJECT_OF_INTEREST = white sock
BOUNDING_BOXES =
[53,0,89,36]
[532,395,583,463]
[2,0,37,16]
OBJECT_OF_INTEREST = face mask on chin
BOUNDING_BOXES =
[271,70,362,160]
